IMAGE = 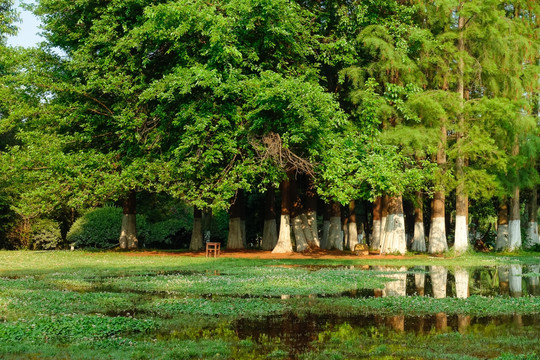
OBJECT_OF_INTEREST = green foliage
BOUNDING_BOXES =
[146,219,189,248]
[67,207,149,249]
[31,218,62,250]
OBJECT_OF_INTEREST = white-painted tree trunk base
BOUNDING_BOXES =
[321,220,330,249]
[348,222,358,251]
[292,215,310,252]
[430,265,447,299]
[508,220,521,251]
[261,219,278,250]
[328,216,342,250]
[380,213,406,255]
[428,217,448,254]
[189,218,203,251]
[455,268,469,299]
[411,222,426,252]
[273,214,293,253]
[227,217,245,249]
[454,215,468,253]
[305,211,320,247]
[119,214,138,249]
[342,222,349,250]
[527,265,539,289]
[371,219,381,250]
[509,264,522,296]
[496,224,509,250]
[526,222,539,247]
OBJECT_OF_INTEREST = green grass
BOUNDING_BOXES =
[0,250,538,359]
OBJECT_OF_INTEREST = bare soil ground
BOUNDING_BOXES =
[125,248,408,260]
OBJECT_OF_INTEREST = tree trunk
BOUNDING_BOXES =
[304,178,320,247]
[321,202,331,249]
[527,186,539,247]
[227,190,245,249]
[347,200,358,250]
[371,196,382,250]
[273,174,293,253]
[380,196,406,255]
[411,191,426,252]
[414,266,425,296]
[496,199,509,250]
[508,142,521,250]
[429,125,448,253]
[189,206,203,251]
[291,176,309,252]
[379,195,388,251]
[328,201,342,250]
[454,9,469,254]
[509,264,522,297]
[119,191,137,249]
[498,265,509,296]
[262,187,278,250]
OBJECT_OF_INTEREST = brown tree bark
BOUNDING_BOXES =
[189,206,203,251]
[429,124,448,253]
[371,196,383,250]
[119,191,138,249]
[496,199,509,250]
[262,187,278,250]
[411,191,426,252]
[227,190,245,249]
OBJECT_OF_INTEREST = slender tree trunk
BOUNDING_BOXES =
[429,125,448,253]
[291,176,309,252]
[342,204,349,249]
[509,142,521,250]
[411,191,426,252]
[509,264,522,297]
[380,196,406,254]
[380,195,388,251]
[328,201,342,250]
[527,186,539,247]
[414,266,425,296]
[321,202,331,249]
[371,196,382,250]
[304,178,320,247]
[498,265,509,296]
[454,10,469,254]
[273,174,293,253]
[347,200,358,250]
[262,187,278,250]
[227,190,245,249]
[189,206,203,251]
[119,191,137,249]
[496,199,509,250]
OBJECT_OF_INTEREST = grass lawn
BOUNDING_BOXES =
[0,250,539,359]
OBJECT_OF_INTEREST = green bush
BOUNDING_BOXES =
[67,207,149,249]
[146,219,189,248]
[31,219,63,250]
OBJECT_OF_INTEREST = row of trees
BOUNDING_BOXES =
[0,0,538,253]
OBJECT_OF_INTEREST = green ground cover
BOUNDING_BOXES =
[0,251,539,359]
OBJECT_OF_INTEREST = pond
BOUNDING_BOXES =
[233,264,539,358]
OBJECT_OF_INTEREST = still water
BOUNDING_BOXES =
[234,265,539,358]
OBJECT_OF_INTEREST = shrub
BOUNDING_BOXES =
[67,207,149,249]
[31,219,62,250]
[146,219,190,248]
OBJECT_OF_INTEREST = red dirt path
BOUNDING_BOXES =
[123,248,408,260]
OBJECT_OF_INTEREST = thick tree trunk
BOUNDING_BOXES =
[508,142,521,250]
[411,192,426,252]
[380,196,406,255]
[273,175,293,253]
[304,179,320,247]
[371,196,382,250]
[429,125,448,253]
[527,186,539,247]
[119,191,137,249]
[262,187,278,250]
[347,200,359,251]
[291,176,309,252]
[496,199,509,250]
[454,10,469,254]
[227,190,245,249]
[189,206,203,251]
[498,265,509,296]
[455,267,469,299]
[321,202,331,249]
[328,201,342,250]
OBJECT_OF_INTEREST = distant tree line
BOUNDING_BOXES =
[0,0,538,253]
